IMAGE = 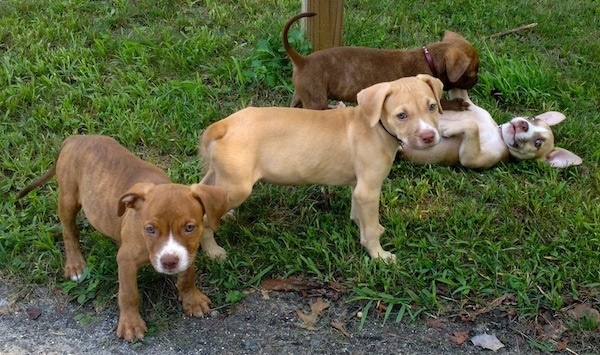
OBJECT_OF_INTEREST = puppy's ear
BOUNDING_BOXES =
[417,74,444,114]
[444,49,471,84]
[118,183,155,217]
[536,111,566,126]
[545,147,583,168]
[357,82,392,127]
[190,184,228,231]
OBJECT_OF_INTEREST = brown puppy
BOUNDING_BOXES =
[282,12,479,110]
[198,75,443,261]
[16,135,228,342]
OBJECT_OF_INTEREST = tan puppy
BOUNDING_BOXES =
[282,12,479,110]
[198,75,443,261]
[399,89,582,168]
[16,135,228,342]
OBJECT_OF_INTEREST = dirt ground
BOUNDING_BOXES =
[5,276,586,355]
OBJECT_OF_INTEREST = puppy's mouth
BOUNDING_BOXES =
[499,122,522,148]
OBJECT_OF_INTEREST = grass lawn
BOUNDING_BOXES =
[1,0,599,350]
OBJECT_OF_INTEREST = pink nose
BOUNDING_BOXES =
[514,120,529,133]
[160,254,180,270]
[420,130,436,144]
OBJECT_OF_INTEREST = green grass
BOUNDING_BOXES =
[1,0,599,348]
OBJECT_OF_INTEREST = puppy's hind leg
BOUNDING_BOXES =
[201,180,254,259]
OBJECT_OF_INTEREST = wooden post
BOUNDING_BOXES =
[301,0,344,51]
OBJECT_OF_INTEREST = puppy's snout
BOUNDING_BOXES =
[419,130,437,144]
[514,120,529,134]
[160,254,180,271]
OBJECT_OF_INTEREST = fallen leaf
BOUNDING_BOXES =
[555,340,568,351]
[568,303,600,322]
[449,330,469,345]
[376,301,387,312]
[327,281,347,293]
[460,294,515,322]
[296,298,330,331]
[331,320,351,337]
[426,317,444,329]
[261,277,319,292]
[26,307,42,320]
[471,333,505,351]
[532,309,567,341]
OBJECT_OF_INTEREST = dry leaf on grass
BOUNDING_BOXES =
[26,307,42,320]
[449,330,469,345]
[460,294,515,322]
[296,298,330,331]
[261,277,319,292]
[331,320,351,337]
[568,303,600,322]
[471,333,505,352]
[426,317,444,329]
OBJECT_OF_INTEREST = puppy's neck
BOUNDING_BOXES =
[379,120,403,146]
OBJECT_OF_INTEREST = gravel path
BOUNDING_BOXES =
[0,279,537,355]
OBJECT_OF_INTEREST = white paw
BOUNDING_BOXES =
[205,246,227,260]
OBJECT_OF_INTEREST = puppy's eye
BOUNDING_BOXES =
[428,103,437,112]
[534,139,543,149]
[528,116,536,121]
[145,225,157,237]
[396,112,408,120]
[184,223,196,233]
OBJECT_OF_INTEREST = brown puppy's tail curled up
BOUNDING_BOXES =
[16,164,57,199]
[281,12,316,68]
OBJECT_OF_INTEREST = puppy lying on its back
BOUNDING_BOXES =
[399,89,582,168]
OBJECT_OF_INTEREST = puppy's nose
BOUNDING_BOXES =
[420,130,437,144]
[160,254,180,270]
[515,120,529,133]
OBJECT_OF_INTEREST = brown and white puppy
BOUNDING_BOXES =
[16,135,228,342]
[198,75,443,261]
[282,12,479,110]
[399,89,582,168]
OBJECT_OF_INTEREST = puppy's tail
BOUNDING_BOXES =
[282,12,316,67]
[16,164,57,200]
[198,124,227,186]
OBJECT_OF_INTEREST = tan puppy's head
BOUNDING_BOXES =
[118,183,228,274]
[440,31,480,90]
[358,74,443,150]
[499,112,582,167]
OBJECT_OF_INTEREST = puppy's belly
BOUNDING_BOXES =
[259,155,356,186]
[400,138,461,165]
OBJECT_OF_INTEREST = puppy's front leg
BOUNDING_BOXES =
[177,263,211,317]
[58,196,87,281]
[115,252,147,342]
[351,184,395,260]
[441,120,497,169]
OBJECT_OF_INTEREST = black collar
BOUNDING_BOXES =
[379,120,403,146]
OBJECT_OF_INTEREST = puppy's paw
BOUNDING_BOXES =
[222,210,236,221]
[439,120,467,138]
[117,314,147,342]
[376,251,397,262]
[180,289,212,317]
[441,98,470,111]
[204,245,227,260]
[64,261,87,282]
[366,247,397,262]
